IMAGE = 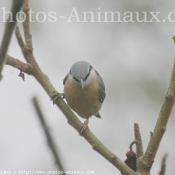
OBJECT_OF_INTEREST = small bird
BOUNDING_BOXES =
[63,61,106,134]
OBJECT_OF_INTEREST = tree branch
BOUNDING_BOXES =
[134,123,143,158]
[22,0,33,49]
[32,97,65,173]
[0,0,25,80]
[15,25,26,55]
[6,55,32,74]
[159,154,167,175]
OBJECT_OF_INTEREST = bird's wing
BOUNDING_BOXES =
[95,70,106,103]
[63,74,69,85]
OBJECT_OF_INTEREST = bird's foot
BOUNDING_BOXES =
[51,91,65,104]
[79,119,89,135]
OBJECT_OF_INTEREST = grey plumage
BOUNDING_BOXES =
[70,61,92,82]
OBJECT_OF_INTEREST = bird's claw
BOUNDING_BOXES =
[51,91,65,104]
[79,119,89,135]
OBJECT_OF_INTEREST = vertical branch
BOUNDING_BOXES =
[159,154,168,175]
[22,0,33,49]
[15,25,26,52]
[0,0,24,80]
[32,97,65,173]
[134,123,143,157]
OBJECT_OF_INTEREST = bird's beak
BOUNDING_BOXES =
[80,79,84,89]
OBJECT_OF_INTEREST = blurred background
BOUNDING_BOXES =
[0,0,175,174]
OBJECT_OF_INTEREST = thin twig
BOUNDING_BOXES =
[134,123,143,157]
[6,55,32,74]
[129,140,138,151]
[0,0,24,80]
[159,154,168,175]
[32,97,65,173]
[15,25,26,54]
[22,0,33,49]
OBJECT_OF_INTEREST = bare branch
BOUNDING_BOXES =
[0,0,25,80]
[32,97,65,173]
[15,25,26,55]
[22,0,33,50]
[159,154,168,175]
[6,55,32,74]
[134,123,144,157]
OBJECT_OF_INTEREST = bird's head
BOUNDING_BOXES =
[70,61,92,89]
